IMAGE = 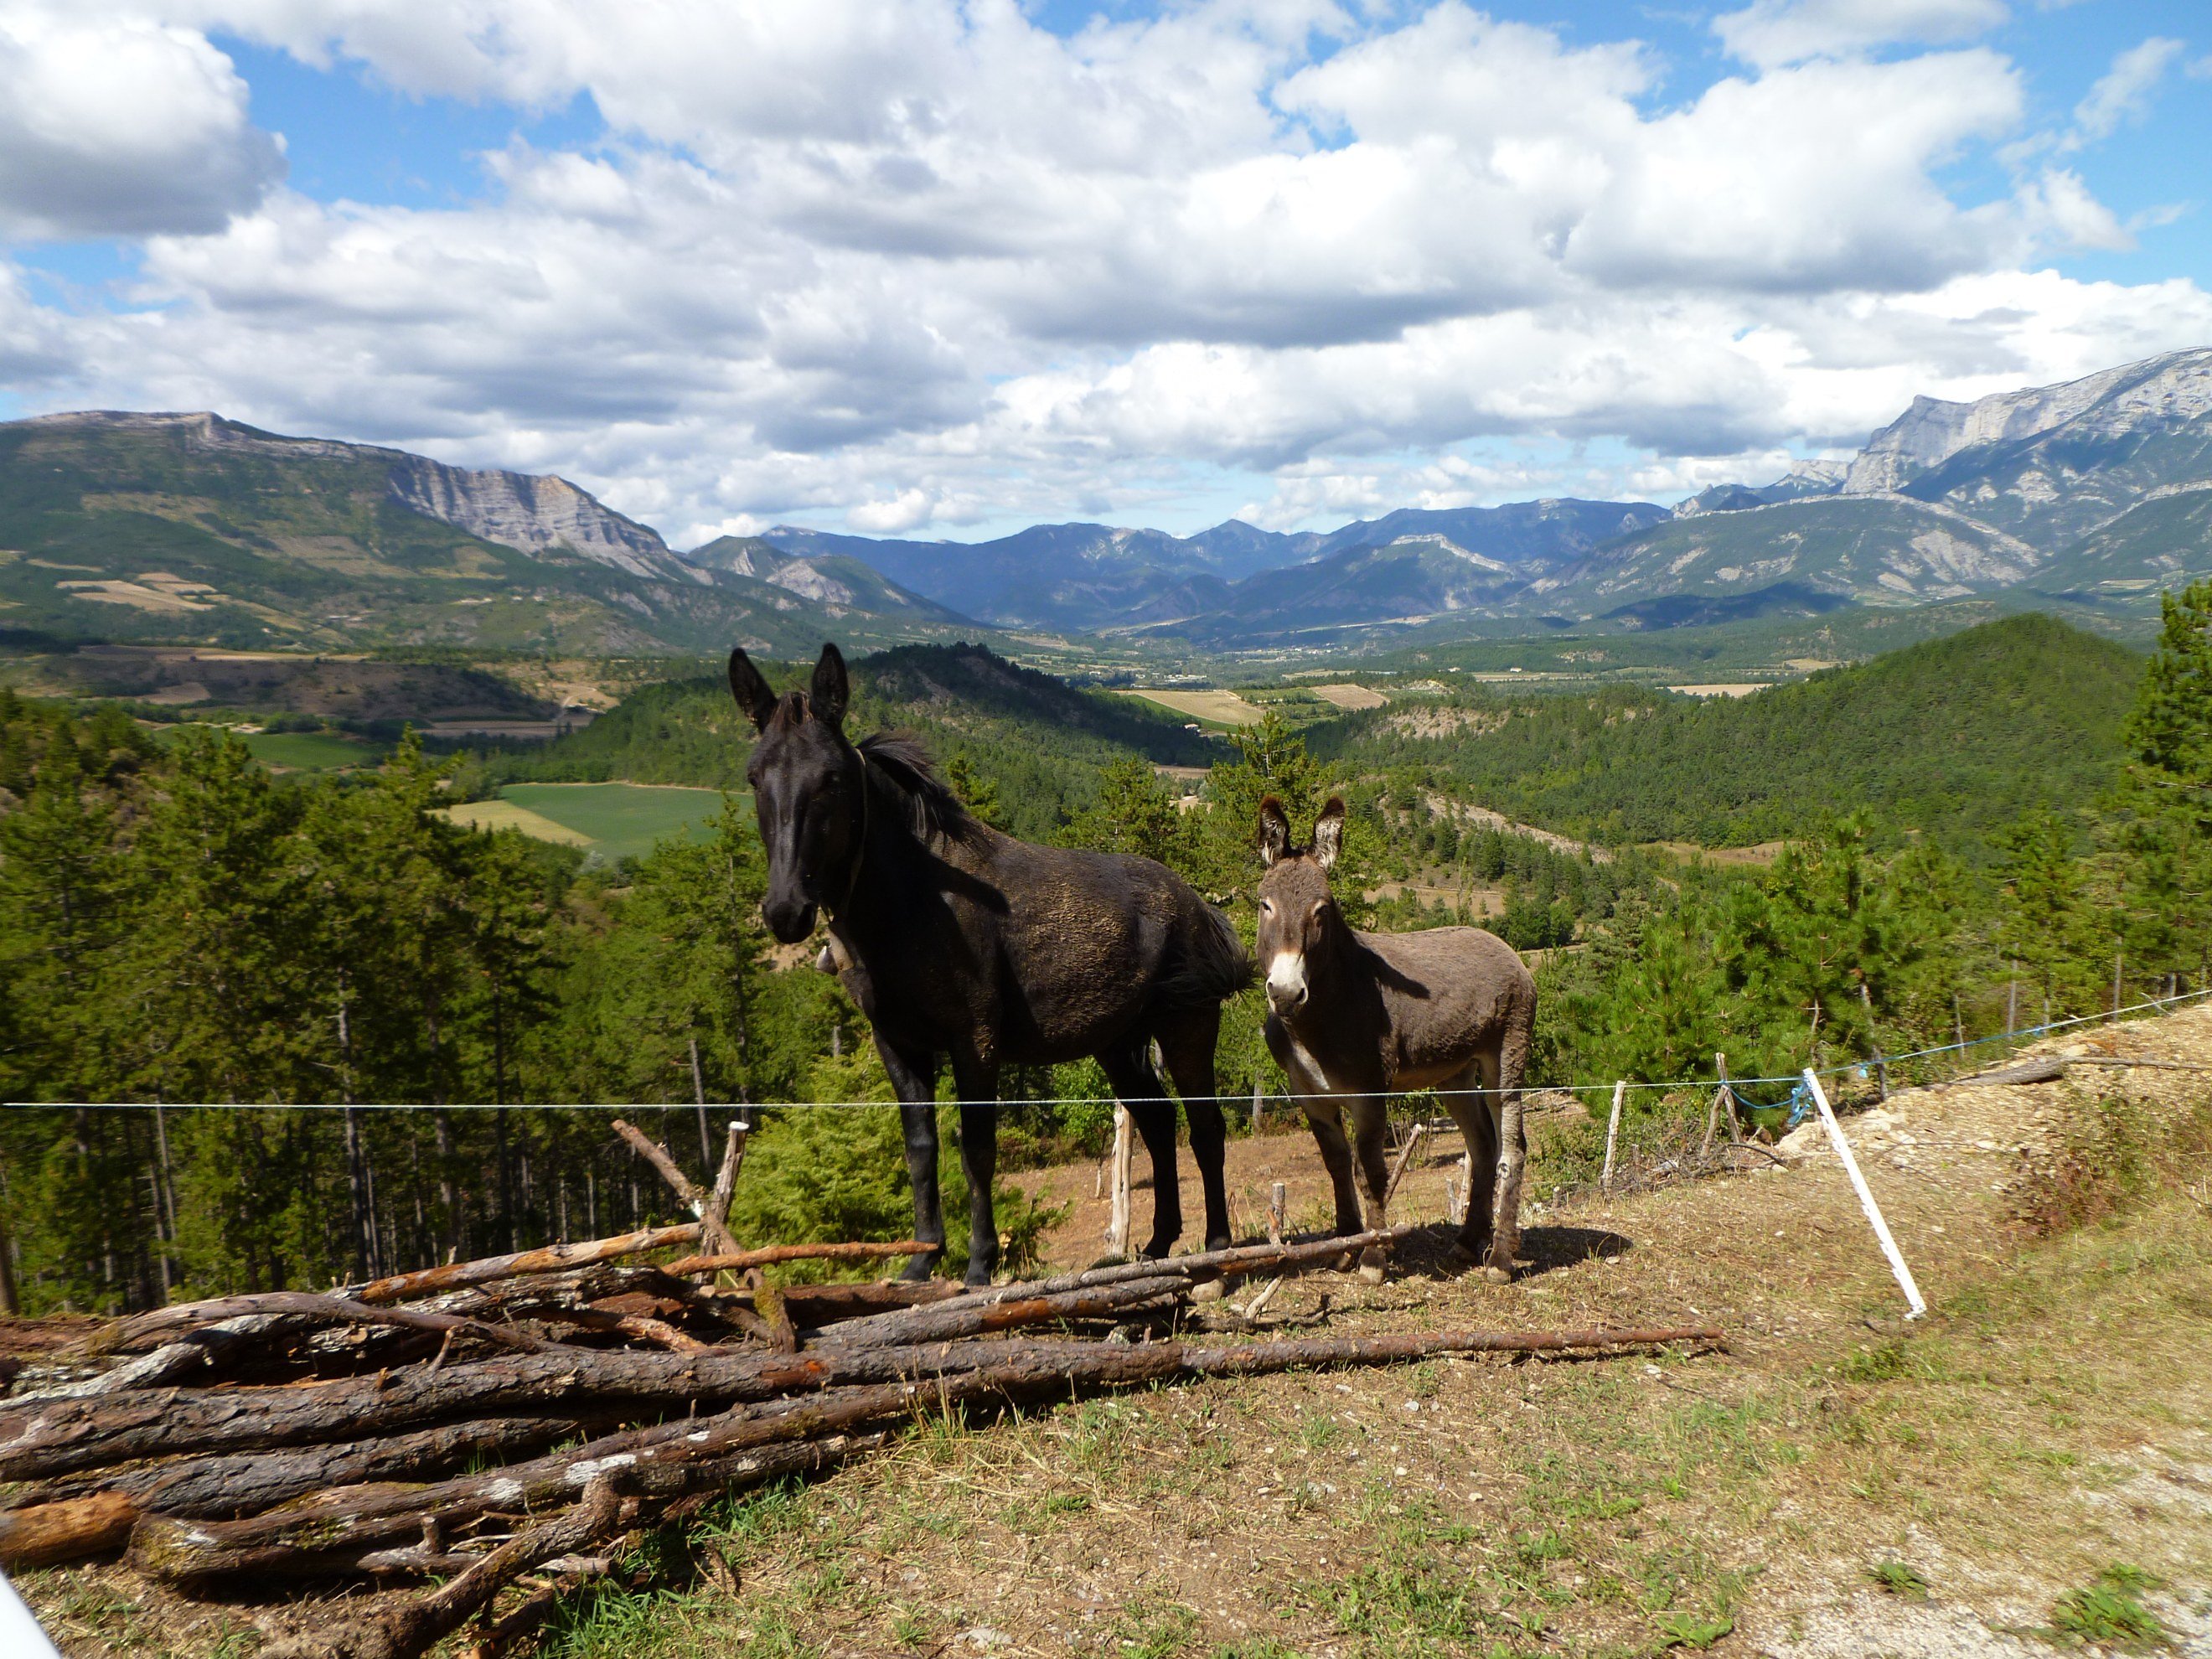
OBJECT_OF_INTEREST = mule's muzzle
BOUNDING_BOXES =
[763,894,818,944]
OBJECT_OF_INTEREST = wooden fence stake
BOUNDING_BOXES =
[1600,1082,1625,1194]
[1268,1181,1286,1246]
[1382,1123,1427,1207]
[2113,950,2124,1023]
[1105,1105,1134,1257]
[1801,1069,1926,1320]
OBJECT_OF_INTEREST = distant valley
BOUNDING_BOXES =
[3,347,2209,664]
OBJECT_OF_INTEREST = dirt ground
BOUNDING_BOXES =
[18,1013,2212,1659]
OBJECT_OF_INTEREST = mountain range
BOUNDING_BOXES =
[762,347,2212,643]
[3,346,2209,660]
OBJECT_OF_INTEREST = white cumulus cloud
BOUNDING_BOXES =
[0,0,2202,539]
[0,9,283,240]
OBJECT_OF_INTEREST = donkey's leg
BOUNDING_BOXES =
[878,1040,944,1280]
[1346,1094,1393,1284]
[1098,1038,1183,1258]
[1438,1058,1499,1266]
[1484,1002,1535,1282]
[948,1055,1003,1286]
[1155,1008,1232,1250]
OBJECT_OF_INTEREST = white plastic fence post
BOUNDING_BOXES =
[1600,1081,1625,1193]
[1801,1068,1927,1320]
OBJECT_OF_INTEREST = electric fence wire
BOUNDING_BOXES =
[10,987,2209,1115]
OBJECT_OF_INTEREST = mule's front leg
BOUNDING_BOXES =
[1295,1098,1366,1238]
[879,1041,943,1280]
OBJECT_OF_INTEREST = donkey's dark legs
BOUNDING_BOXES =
[1098,1038,1182,1257]
[1155,1009,1231,1249]
[878,1040,944,1280]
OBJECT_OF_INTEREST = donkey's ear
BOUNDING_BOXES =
[809,643,849,730]
[728,648,778,732]
[1311,796,1346,871]
[1257,795,1292,866]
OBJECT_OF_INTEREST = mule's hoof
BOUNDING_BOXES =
[1190,1279,1227,1303]
[898,1253,941,1283]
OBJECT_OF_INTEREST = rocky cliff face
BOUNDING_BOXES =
[384,454,685,581]
[1842,350,2212,495]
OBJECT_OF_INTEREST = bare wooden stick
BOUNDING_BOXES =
[705,1120,747,1258]
[334,1223,701,1305]
[663,1240,929,1276]
[1601,1081,1625,1192]
[885,1224,1420,1315]
[1267,1181,1286,1246]
[101,1292,550,1358]
[612,1119,711,1220]
[1382,1123,1427,1207]
[0,1491,136,1569]
[257,1479,624,1659]
[133,1325,1724,1584]
[1106,1104,1134,1256]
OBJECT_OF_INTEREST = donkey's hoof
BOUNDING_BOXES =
[899,1253,942,1283]
[1480,1264,1513,1285]
[1356,1246,1389,1286]
[1190,1279,1227,1304]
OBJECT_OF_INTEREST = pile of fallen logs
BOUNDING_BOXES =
[0,1118,1722,1659]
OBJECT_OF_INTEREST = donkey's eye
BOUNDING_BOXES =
[1311,902,1326,919]
[1259,899,1274,916]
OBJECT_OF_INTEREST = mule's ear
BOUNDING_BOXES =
[809,643,849,730]
[1257,795,1291,866]
[1311,796,1346,871]
[728,648,778,732]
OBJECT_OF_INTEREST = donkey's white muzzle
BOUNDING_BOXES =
[1265,950,1309,1013]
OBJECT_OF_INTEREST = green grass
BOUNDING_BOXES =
[238,730,382,770]
[499,782,735,862]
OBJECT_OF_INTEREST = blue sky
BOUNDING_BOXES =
[3,1,2209,545]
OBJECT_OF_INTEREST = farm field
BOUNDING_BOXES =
[153,725,385,771]
[31,1006,2212,1657]
[1307,680,1389,710]
[1121,686,1263,726]
[442,782,733,861]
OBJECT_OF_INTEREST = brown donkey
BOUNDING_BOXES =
[1256,795,1536,1283]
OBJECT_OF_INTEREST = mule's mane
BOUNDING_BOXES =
[855,731,979,846]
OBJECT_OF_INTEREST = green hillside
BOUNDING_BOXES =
[0,415,982,658]
[473,643,1217,841]
[1310,613,2144,852]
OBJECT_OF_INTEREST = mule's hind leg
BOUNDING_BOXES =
[1439,1058,1500,1270]
[1485,997,1535,1281]
[1098,1036,1183,1258]
[1155,1008,1231,1249]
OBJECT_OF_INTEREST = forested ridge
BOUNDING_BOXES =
[4,602,2209,1317]
[468,642,1216,842]
[1316,614,2142,852]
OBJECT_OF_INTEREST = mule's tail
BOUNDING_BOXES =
[1159,899,1254,1008]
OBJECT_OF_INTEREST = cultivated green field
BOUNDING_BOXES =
[238,730,384,771]
[451,782,735,862]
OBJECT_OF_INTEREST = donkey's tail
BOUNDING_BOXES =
[1158,899,1254,1008]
